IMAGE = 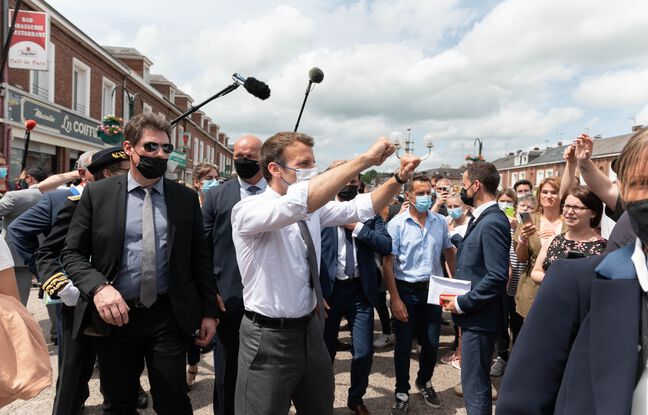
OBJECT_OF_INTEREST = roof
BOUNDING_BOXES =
[423,167,464,178]
[497,133,633,170]
[149,74,177,89]
[103,46,154,66]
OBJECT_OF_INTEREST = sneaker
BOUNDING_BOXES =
[440,351,458,365]
[391,393,409,415]
[451,357,461,370]
[490,356,507,377]
[373,334,395,348]
[453,382,498,400]
[415,380,440,408]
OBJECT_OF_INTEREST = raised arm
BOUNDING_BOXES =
[37,171,79,193]
[574,134,618,208]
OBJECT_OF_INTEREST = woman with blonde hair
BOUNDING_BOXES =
[514,176,565,318]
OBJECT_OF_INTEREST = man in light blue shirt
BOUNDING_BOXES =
[383,173,456,414]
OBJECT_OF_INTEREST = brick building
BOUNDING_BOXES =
[492,132,634,190]
[0,0,233,190]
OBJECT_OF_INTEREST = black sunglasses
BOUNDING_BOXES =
[142,142,174,154]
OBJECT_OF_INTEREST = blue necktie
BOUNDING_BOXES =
[344,228,355,277]
[248,185,261,195]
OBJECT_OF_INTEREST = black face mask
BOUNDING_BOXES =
[16,179,29,190]
[460,184,475,207]
[338,185,359,202]
[234,157,260,179]
[136,153,168,179]
[626,199,648,246]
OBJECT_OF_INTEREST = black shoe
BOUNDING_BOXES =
[136,388,148,409]
[336,340,352,352]
[415,380,440,408]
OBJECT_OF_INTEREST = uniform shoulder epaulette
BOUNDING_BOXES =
[67,195,81,201]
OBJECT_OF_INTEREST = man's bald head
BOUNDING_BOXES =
[233,134,263,160]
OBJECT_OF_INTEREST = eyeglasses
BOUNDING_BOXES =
[562,204,589,213]
[142,142,174,154]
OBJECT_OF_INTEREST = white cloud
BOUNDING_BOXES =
[46,0,648,172]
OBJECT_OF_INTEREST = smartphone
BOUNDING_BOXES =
[517,211,532,225]
[566,250,586,259]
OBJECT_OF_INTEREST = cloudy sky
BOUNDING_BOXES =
[49,0,648,171]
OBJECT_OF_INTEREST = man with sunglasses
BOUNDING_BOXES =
[61,113,219,414]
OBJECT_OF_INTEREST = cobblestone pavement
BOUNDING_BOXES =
[1,288,500,414]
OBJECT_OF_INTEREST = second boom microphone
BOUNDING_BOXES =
[232,73,271,100]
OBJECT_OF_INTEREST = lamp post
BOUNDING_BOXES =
[389,127,434,160]
[111,84,141,118]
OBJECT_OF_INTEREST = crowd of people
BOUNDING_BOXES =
[0,112,646,415]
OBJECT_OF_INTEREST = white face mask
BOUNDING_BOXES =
[295,166,318,182]
[498,201,514,211]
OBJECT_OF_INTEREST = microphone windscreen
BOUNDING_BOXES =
[243,77,271,100]
[308,67,324,84]
[24,119,37,131]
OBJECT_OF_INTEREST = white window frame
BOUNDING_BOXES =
[193,138,199,161]
[519,171,526,180]
[199,140,205,162]
[142,102,152,114]
[536,170,545,185]
[101,77,116,117]
[143,63,151,83]
[72,57,91,116]
[169,87,175,102]
[30,42,55,101]
[512,172,518,184]
[123,90,131,121]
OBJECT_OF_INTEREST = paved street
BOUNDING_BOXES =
[1,288,500,414]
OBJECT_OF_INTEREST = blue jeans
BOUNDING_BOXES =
[393,281,442,394]
[323,279,374,405]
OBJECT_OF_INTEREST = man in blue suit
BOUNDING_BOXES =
[319,165,392,415]
[440,162,511,415]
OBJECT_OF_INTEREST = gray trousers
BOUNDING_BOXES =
[235,314,334,415]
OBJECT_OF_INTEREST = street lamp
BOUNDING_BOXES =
[111,85,141,118]
[389,127,434,160]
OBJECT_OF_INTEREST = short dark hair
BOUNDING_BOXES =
[407,173,432,192]
[563,186,603,228]
[430,173,444,182]
[513,179,533,192]
[260,132,314,180]
[124,113,172,146]
[93,162,124,181]
[465,162,499,195]
[25,166,48,182]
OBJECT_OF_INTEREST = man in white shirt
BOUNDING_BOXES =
[231,131,419,415]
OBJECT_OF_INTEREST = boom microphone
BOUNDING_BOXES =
[308,67,324,84]
[232,73,271,100]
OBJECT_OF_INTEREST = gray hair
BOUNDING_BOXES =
[517,193,537,207]
[75,150,96,170]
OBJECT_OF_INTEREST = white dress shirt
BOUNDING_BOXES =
[335,223,364,280]
[231,181,375,318]
[238,176,267,200]
[631,238,648,415]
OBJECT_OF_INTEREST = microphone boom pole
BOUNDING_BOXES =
[294,67,324,132]
[171,82,239,126]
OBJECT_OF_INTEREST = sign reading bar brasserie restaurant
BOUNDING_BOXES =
[8,10,49,71]
[7,89,104,146]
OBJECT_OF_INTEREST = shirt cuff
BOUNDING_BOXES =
[454,296,465,314]
[285,180,310,213]
[352,222,364,238]
[354,193,375,223]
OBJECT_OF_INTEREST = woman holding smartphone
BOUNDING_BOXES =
[530,187,607,283]
[514,177,565,317]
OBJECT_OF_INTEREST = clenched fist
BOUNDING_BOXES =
[364,138,396,166]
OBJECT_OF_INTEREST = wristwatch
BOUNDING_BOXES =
[393,169,406,184]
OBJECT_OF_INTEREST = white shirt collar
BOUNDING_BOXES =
[631,238,648,293]
[472,200,497,220]
[238,176,267,191]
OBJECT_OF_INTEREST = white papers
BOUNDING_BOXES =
[427,276,471,305]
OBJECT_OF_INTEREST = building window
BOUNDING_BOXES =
[72,58,91,115]
[519,172,526,180]
[199,140,205,162]
[142,102,152,114]
[101,78,116,117]
[536,170,545,185]
[169,87,175,102]
[546,169,553,177]
[123,91,131,121]
[193,138,199,161]
[143,64,150,83]
[512,172,518,184]
[30,42,55,101]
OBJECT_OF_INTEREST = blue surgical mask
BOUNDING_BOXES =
[202,179,219,192]
[448,207,463,219]
[0,167,7,179]
[413,195,432,213]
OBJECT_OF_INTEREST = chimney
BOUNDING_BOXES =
[632,125,644,132]
[594,134,602,139]
[557,141,563,146]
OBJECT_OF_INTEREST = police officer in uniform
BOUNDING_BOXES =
[35,147,137,415]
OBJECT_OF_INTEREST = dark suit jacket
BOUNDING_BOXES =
[453,203,511,333]
[319,215,391,307]
[497,243,640,415]
[8,189,71,277]
[202,178,243,314]
[60,174,218,338]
